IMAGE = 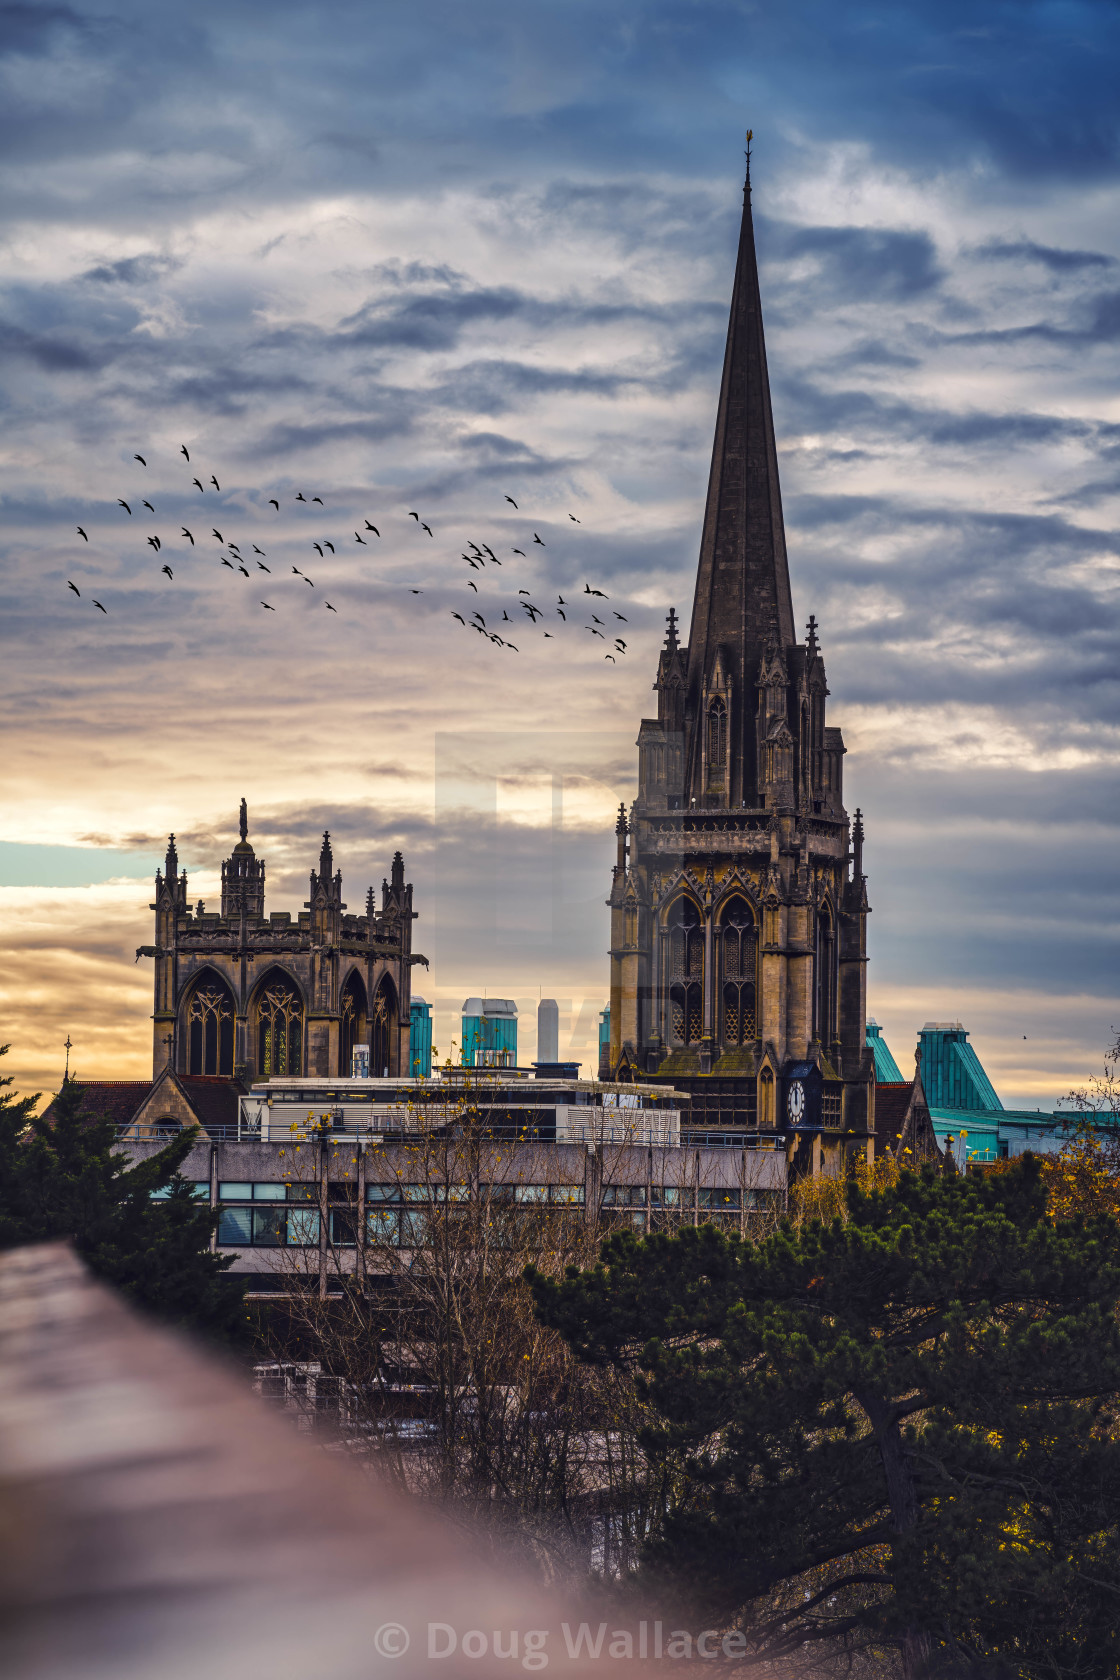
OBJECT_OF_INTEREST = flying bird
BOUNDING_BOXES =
[505,495,518,508]
[117,499,131,514]
[518,588,530,595]
[354,532,367,544]
[133,454,146,465]
[293,566,304,577]
[238,565,249,577]
[613,612,627,621]
[252,545,265,555]
[312,496,323,505]
[313,543,323,556]
[257,562,270,572]
[557,595,566,604]
[228,543,241,554]
[326,602,337,612]
[295,492,307,502]
[605,654,616,662]
[467,581,478,592]
[192,478,204,492]
[408,511,419,521]
[502,610,510,622]
[181,445,190,461]
[584,584,607,598]
[142,500,155,513]
[533,533,545,546]
[557,608,566,621]
[180,527,195,545]
[212,529,223,543]
[76,527,88,541]
[323,540,335,553]
[490,634,504,646]
[261,602,275,611]
[452,613,465,624]
[482,545,497,560]
[543,632,552,638]
[614,639,627,651]
[67,580,80,596]
[162,565,173,580]
[512,549,525,556]
[269,499,279,510]
[505,642,519,652]
[591,614,603,625]
[472,612,485,626]
[93,600,107,613]
[586,626,604,638]
[464,558,481,570]
[147,536,161,551]
[409,588,423,593]
[210,476,220,491]
[221,558,234,569]
[421,524,433,538]
[365,522,380,535]
[569,514,581,523]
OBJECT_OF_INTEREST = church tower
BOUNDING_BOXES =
[607,158,874,1172]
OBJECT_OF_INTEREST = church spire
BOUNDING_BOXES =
[686,149,796,696]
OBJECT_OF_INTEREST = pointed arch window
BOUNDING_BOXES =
[257,976,303,1078]
[815,906,836,1047]
[340,972,368,1076]
[668,898,704,1046]
[720,897,757,1047]
[186,975,234,1076]
[371,976,397,1078]
[707,699,727,770]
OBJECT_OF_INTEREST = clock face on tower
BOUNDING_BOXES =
[787,1080,805,1123]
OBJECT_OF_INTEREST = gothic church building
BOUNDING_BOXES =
[607,168,874,1172]
[144,804,423,1084]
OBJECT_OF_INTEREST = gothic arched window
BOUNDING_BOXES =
[720,896,757,1047]
[667,898,704,1046]
[256,975,303,1078]
[708,699,727,770]
[815,906,836,1047]
[371,976,397,1077]
[186,974,235,1076]
[340,972,368,1076]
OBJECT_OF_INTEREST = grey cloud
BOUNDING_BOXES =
[972,239,1114,273]
[81,253,180,286]
[761,218,945,302]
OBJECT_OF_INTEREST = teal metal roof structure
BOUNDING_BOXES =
[866,1019,903,1082]
[918,1022,1003,1112]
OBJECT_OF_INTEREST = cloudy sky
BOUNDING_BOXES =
[1,0,1117,1106]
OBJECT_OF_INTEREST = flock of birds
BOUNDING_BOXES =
[66,447,631,663]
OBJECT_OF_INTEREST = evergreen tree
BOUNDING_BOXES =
[0,1046,245,1344]
[530,1158,1120,1678]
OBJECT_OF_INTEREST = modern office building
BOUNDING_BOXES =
[460,998,518,1068]
[409,996,433,1078]
[110,1068,787,1296]
[536,998,559,1065]
[872,1020,1078,1164]
[866,1019,903,1082]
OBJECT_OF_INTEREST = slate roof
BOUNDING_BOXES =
[43,1081,150,1130]
[174,1075,245,1133]
[875,1080,913,1156]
